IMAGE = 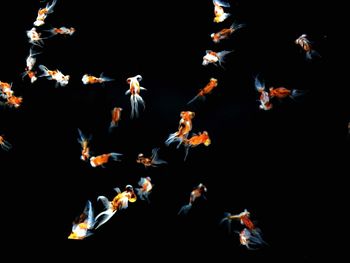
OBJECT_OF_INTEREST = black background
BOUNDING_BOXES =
[0,0,342,260]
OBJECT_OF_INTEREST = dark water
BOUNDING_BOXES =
[0,0,341,260]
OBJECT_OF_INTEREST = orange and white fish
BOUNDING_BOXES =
[165,111,195,147]
[295,34,320,60]
[0,81,22,108]
[6,95,23,108]
[136,177,153,202]
[22,48,40,83]
[89,152,122,167]
[82,73,114,85]
[0,135,12,151]
[77,129,91,161]
[183,131,211,160]
[178,183,207,215]
[125,75,146,119]
[24,70,38,83]
[213,0,231,23]
[25,48,40,71]
[136,148,167,168]
[239,228,266,250]
[202,50,232,68]
[211,22,246,43]
[0,81,13,99]
[187,78,218,104]
[27,27,45,47]
[255,76,272,111]
[94,185,137,229]
[39,65,70,87]
[48,26,75,36]
[109,107,122,131]
[34,0,57,26]
[68,200,95,240]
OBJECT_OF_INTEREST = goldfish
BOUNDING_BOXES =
[0,81,13,99]
[0,135,12,151]
[213,0,231,23]
[0,82,22,108]
[89,152,122,168]
[94,185,137,229]
[24,70,38,83]
[48,26,75,36]
[109,107,122,131]
[211,21,246,43]
[187,78,218,104]
[82,73,114,85]
[178,183,207,215]
[220,209,255,233]
[220,209,267,249]
[183,131,211,161]
[269,87,304,100]
[295,34,320,60]
[22,48,40,83]
[38,65,70,87]
[34,0,57,26]
[136,148,167,168]
[239,228,266,250]
[6,95,23,108]
[25,48,40,71]
[136,177,153,202]
[202,50,232,68]
[255,76,272,111]
[125,75,146,119]
[68,201,95,240]
[165,111,195,147]
[77,129,91,161]
[26,27,45,47]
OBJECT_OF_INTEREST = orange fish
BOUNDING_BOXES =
[23,70,38,83]
[178,183,207,215]
[0,81,13,98]
[136,148,167,168]
[188,78,218,104]
[6,95,23,108]
[185,131,211,147]
[109,107,122,131]
[125,75,146,119]
[110,186,137,211]
[165,111,195,147]
[211,22,246,43]
[94,185,137,229]
[178,111,195,138]
[68,201,95,240]
[183,131,211,160]
[77,129,91,161]
[269,87,304,100]
[89,152,122,167]
[226,209,255,230]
